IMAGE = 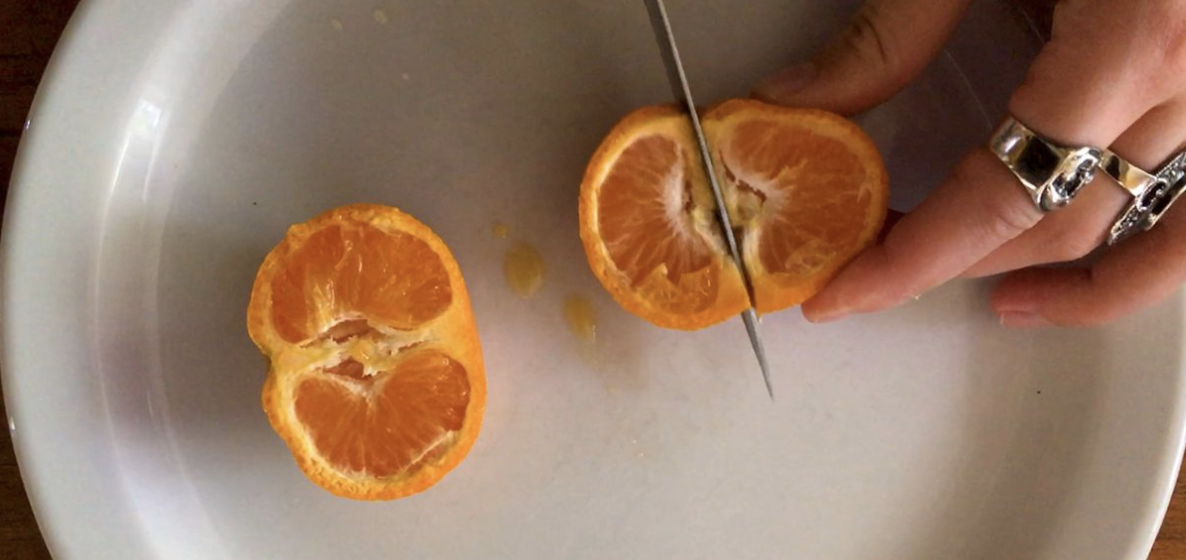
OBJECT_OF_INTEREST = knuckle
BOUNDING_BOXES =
[982,201,1038,243]
[1047,225,1101,262]
[953,156,1042,242]
[1116,1,1186,99]
[985,201,1039,243]
[1147,0,1186,48]
[841,3,900,78]
[1011,40,1087,113]
[1148,7,1186,87]
[1039,1,1185,105]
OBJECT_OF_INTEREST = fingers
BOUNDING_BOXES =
[964,100,1186,278]
[992,209,1186,327]
[958,174,1125,279]
[977,2,1186,326]
[1008,0,1186,140]
[800,2,1171,323]
[802,150,1041,321]
[752,0,972,115]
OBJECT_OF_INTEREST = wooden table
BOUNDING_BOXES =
[2,1,1186,558]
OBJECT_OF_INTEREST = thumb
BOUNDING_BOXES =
[753,0,972,115]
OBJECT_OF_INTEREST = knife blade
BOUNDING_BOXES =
[642,0,774,399]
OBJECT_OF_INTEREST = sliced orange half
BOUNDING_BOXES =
[580,99,888,329]
[247,204,485,500]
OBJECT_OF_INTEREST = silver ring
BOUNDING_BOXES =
[1105,150,1186,245]
[990,117,1103,212]
[1099,150,1159,196]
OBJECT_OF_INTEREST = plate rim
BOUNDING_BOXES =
[3,1,1185,559]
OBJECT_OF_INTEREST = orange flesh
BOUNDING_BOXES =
[718,120,871,280]
[597,135,718,312]
[294,349,469,477]
[254,211,481,488]
[580,100,887,327]
[270,222,453,343]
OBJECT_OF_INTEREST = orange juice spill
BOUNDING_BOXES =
[563,295,597,343]
[504,242,544,298]
[492,223,509,239]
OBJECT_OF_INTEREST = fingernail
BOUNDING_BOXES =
[998,311,1052,329]
[804,307,849,324]
[753,62,817,102]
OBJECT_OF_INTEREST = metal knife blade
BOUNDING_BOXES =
[642,0,774,399]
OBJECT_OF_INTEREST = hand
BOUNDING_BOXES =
[753,0,1186,327]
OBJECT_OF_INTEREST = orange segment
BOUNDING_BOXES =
[706,99,888,313]
[248,204,485,500]
[269,222,453,343]
[580,99,887,329]
[579,106,750,330]
[294,349,469,478]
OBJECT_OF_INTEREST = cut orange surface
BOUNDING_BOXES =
[580,99,888,329]
[247,204,485,500]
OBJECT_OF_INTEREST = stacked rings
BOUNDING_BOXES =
[988,115,1186,244]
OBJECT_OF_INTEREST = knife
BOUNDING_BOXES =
[642,0,774,399]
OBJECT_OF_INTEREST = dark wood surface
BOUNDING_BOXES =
[1,1,1185,559]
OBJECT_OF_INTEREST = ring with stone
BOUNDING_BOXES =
[989,116,1103,212]
[1103,150,1186,245]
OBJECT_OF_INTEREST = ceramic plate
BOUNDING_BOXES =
[4,1,1185,558]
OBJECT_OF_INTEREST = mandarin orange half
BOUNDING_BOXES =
[247,204,485,500]
[580,99,888,329]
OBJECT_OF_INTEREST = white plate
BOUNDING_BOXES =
[5,1,1186,559]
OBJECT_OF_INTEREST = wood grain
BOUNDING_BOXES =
[1154,474,1186,559]
[0,1,1184,559]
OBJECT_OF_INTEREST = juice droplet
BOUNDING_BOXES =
[492,223,509,239]
[329,18,343,31]
[564,295,597,343]
[373,9,389,24]
[504,242,544,298]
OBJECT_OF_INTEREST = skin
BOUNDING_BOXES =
[753,0,1186,328]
